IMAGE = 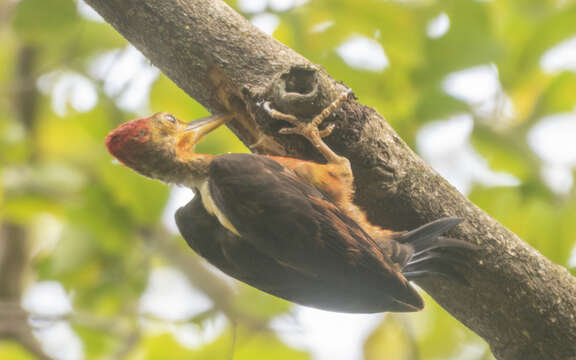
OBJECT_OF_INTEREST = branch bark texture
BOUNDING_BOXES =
[85,0,576,358]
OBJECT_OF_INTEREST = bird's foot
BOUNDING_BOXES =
[262,88,352,164]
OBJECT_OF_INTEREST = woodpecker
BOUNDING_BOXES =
[106,91,474,313]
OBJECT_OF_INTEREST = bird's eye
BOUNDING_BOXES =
[165,114,176,124]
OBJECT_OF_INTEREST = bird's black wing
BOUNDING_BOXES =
[176,194,309,290]
[176,177,422,312]
[207,154,381,272]
[205,153,422,311]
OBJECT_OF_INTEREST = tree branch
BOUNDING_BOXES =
[85,0,576,358]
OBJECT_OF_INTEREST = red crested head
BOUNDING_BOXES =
[106,117,152,168]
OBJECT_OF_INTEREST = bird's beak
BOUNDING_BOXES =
[185,114,234,144]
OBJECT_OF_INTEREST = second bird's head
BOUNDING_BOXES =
[105,112,231,182]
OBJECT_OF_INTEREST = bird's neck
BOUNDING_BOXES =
[135,146,214,188]
[162,153,214,188]
[181,154,215,188]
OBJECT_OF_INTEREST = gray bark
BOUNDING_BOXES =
[85,0,576,358]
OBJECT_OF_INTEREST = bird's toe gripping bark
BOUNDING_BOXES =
[262,89,352,165]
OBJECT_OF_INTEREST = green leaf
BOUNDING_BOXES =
[0,32,17,87]
[469,185,576,265]
[515,5,576,77]
[43,225,97,276]
[364,315,415,360]
[233,283,292,321]
[12,0,80,44]
[98,162,169,225]
[72,21,127,58]
[471,126,537,180]
[0,182,3,223]
[74,324,117,359]
[534,72,576,117]
[65,183,134,253]
[415,88,469,124]
[134,324,309,360]
[193,326,309,360]
[411,293,488,358]
[38,111,102,164]
[135,333,197,360]
[426,1,502,75]
[4,194,63,224]
[0,341,35,360]
[232,330,309,360]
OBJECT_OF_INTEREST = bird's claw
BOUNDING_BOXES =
[262,101,299,124]
[278,121,332,140]
[261,89,352,164]
[263,103,336,142]
[318,123,335,138]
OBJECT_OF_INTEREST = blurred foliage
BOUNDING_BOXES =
[0,0,575,359]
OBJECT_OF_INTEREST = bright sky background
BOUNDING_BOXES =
[22,1,576,359]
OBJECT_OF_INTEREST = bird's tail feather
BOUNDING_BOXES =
[390,217,476,283]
